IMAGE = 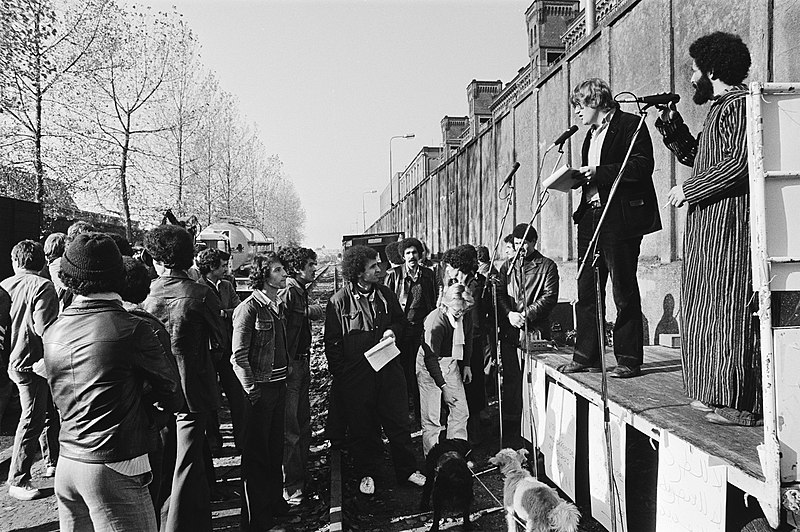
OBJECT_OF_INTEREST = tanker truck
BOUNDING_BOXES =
[196,221,275,295]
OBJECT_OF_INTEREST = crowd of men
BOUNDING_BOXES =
[0,222,324,531]
[0,28,760,532]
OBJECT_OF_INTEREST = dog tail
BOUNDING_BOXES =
[549,501,581,532]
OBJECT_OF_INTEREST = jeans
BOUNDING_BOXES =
[416,352,469,455]
[55,456,157,532]
[284,356,311,494]
[500,341,523,448]
[241,381,287,531]
[40,389,60,468]
[397,324,424,414]
[7,371,48,487]
[161,412,212,532]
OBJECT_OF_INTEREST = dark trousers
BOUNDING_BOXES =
[284,357,311,494]
[465,337,486,414]
[148,415,175,528]
[7,371,48,487]
[397,323,424,414]
[161,412,212,532]
[574,208,644,369]
[207,356,246,452]
[341,359,417,481]
[241,382,287,531]
[499,341,523,447]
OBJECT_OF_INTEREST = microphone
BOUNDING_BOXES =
[617,93,681,106]
[499,162,521,189]
[546,125,579,151]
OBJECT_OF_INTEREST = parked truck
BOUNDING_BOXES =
[197,221,275,295]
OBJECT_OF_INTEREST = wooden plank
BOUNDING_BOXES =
[528,346,766,492]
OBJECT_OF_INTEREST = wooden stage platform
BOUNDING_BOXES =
[530,345,765,502]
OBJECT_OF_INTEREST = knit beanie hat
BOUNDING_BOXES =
[61,232,124,282]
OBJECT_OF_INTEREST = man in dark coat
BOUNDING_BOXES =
[325,245,424,496]
[560,78,661,379]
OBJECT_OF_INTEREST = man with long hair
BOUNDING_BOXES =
[657,32,761,426]
[560,78,660,380]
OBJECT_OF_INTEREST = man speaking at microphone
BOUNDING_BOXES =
[559,78,660,379]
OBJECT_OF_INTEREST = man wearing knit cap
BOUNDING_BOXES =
[496,224,559,447]
[43,232,183,530]
[1,240,59,500]
[142,225,225,532]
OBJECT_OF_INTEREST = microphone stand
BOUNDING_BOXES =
[484,173,517,448]
[575,103,650,532]
[506,141,563,477]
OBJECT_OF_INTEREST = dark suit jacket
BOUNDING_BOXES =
[572,109,661,239]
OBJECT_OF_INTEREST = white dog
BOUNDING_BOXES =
[489,448,580,532]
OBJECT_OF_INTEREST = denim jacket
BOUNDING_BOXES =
[231,289,286,395]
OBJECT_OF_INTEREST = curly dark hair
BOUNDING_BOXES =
[442,244,478,274]
[277,246,317,276]
[385,241,401,265]
[144,225,194,271]
[11,240,45,271]
[196,248,231,276]
[341,245,378,283]
[475,245,490,263]
[60,268,125,296]
[248,252,285,289]
[398,237,423,257]
[689,32,750,86]
[121,257,151,304]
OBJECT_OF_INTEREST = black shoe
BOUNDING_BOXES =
[558,361,601,374]
[609,365,641,378]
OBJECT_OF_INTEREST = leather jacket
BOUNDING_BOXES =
[43,298,183,463]
[497,250,559,343]
[324,282,407,379]
[143,270,225,413]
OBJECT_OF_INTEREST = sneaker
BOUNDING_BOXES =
[43,465,56,478]
[285,488,303,506]
[359,476,375,495]
[8,482,44,501]
[406,471,426,487]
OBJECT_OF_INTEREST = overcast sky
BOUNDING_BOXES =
[137,0,532,248]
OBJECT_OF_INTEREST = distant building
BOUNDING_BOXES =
[526,0,580,76]
[379,147,443,217]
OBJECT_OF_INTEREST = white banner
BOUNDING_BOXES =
[588,403,627,532]
[521,360,546,447]
[541,384,577,499]
[656,431,727,532]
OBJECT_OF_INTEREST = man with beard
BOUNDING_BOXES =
[657,32,761,426]
[385,237,437,418]
[559,78,661,380]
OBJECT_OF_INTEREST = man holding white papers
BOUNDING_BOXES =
[560,78,660,379]
[324,245,425,495]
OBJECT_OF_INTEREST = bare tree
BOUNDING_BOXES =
[0,0,111,204]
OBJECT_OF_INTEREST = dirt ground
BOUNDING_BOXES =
[0,268,607,531]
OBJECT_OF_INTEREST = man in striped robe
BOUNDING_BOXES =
[657,32,761,426]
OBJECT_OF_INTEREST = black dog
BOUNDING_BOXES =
[420,438,474,531]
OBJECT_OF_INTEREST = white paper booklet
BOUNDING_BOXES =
[542,164,583,193]
[364,336,401,372]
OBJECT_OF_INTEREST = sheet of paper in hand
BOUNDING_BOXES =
[542,164,583,193]
[364,336,401,372]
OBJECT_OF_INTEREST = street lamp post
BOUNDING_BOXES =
[389,133,415,207]
[362,189,377,232]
